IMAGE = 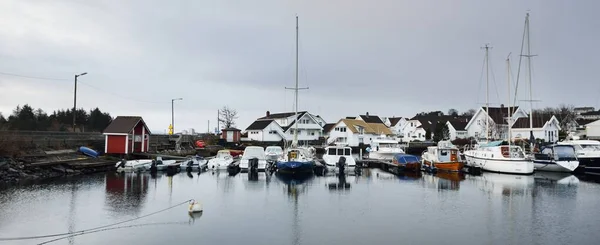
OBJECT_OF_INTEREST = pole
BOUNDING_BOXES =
[507,53,512,148]
[171,99,174,134]
[294,15,299,146]
[526,13,534,132]
[484,44,490,142]
[73,75,78,132]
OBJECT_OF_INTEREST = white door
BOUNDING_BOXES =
[227,132,233,142]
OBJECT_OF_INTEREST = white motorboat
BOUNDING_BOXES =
[180,155,208,170]
[154,156,180,171]
[115,159,152,172]
[239,146,268,171]
[533,144,579,172]
[323,146,356,174]
[464,141,533,174]
[366,136,404,161]
[265,146,284,162]
[207,150,234,170]
[557,139,600,175]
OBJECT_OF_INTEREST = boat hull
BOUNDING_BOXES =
[276,161,315,174]
[579,157,600,176]
[533,160,579,172]
[465,155,534,175]
[422,160,463,172]
[324,163,356,174]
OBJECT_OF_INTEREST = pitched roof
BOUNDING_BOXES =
[358,114,384,124]
[575,107,595,110]
[223,127,241,131]
[484,106,519,124]
[512,114,555,129]
[448,120,468,130]
[245,120,274,130]
[258,111,307,120]
[345,117,356,119]
[576,119,596,126]
[338,119,392,135]
[323,123,336,133]
[103,116,148,134]
[388,117,403,126]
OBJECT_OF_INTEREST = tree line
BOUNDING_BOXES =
[0,104,112,132]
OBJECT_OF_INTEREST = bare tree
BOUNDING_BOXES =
[447,109,459,117]
[478,118,503,140]
[218,106,238,129]
[461,108,477,117]
[554,104,576,131]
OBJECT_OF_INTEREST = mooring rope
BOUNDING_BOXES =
[0,199,191,242]
[37,221,191,245]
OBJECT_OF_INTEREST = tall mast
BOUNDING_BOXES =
[285,15,308,147]
[526,13,534,132]
[507,53,512,148]
[483,44,491,142]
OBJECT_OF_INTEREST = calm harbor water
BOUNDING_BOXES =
[1,169,600,245]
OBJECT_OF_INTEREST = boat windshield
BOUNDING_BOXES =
[580,144,600,151]
[265,147,283,154]
[554,145,576,158]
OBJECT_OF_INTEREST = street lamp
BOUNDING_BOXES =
[73,72,88,132]
[171,98,183,134]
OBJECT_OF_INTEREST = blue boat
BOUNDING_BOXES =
[79,146,98,158]
[392,153,421,172]
[277,148,315,174]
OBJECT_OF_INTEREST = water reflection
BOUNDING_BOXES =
[104,172,149,215]
[468,172,535,197]
[276,173,312,245]
[421,172,465,191]
[327,174,351,191]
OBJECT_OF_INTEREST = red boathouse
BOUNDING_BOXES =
[221,128,241,143]
[103,116,151,154]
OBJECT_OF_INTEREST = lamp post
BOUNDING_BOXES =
[73,72,88,132]
[171,98,183,134]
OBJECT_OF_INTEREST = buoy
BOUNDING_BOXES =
[188,199,203,213]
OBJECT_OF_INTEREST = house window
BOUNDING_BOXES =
[477,120,480,125]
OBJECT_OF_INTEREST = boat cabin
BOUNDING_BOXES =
[216,150,233,159]
[535,145,577,161]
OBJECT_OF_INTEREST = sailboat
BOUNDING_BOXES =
[463,21,534,175]
[276,16,316,174]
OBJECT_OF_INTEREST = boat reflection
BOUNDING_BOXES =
[421,172,464,191]
[104,172,149,215]
[467,172,535,197]
[326,174,351,191]
[533,172,579,186]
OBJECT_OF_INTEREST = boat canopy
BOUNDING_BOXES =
[479,140,504,147]
[393,153,420,163]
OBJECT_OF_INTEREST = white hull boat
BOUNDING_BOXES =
[208,150,234,170]
[532,144,579,172]
[115,159,152,172]
[323,146,356,174]
[180,156,208,170]
[239,146,268,171]
[366,136,404,161]
[464,142,534,175]
[265,146,284,162]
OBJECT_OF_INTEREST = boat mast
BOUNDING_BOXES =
[285,15,308,148]
[506,53,512,148]
[525,13,534,133]
[483,44,491,142]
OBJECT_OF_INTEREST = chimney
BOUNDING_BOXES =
[266,111,270,117]
[366,112,369,117]
[500,104,504,108]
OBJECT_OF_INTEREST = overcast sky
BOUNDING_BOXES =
[1,0,599,133]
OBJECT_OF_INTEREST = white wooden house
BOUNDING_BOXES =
[586,119,600,140]
[464,106,529,140]
[383,117,407,137]
[327,119,392,147]
[446,120,468,140]
[511,115,561,142]
[244,111,324,144]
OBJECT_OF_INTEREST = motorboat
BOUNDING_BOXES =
[207,150,234,170]
[277,147,315,174]
[391,153,421,172]
[533,144,579,172]
[464,141,534,175]
[557,139,600,175]
[322,146,356,174]
[366,136,404,161]
[180,155,208,171]
[265,146,284,162]
[115,159,152,172]
[421,141,465,172]
[239,146,268,171]
[154,156,180,171]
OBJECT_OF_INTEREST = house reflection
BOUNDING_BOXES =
[104,172,149,215]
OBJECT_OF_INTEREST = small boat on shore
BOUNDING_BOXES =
[422,141,465,172]
[391,153,421,172]
[533,144,579,172]
[208,150,234,170]
[154,156,180,171]
[79,146,99,158]
[115,159,152,172]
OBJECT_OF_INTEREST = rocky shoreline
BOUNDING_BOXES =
[0,157,115,184]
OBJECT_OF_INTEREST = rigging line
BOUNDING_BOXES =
[488,51,502,105]
[0,199,191,242]
[77,81,166,104]
[476,51,487,107]
[37,221,191,245]
[513,16,528,107]
[0,71,69,81]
